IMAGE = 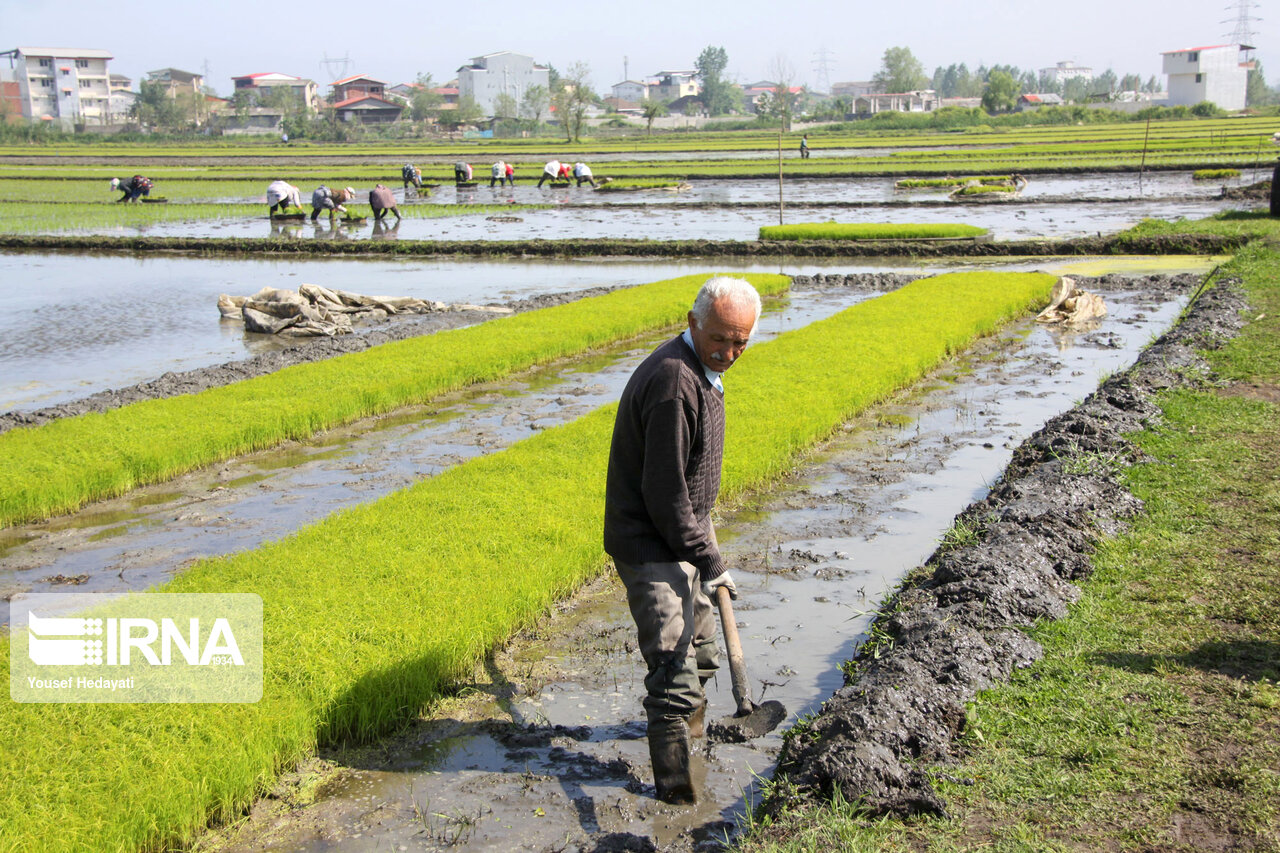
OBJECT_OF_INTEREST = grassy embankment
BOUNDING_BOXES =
[737,225,1280,852]
[0,270,1054,851]
[759,223,988,241]
[0,273,790,528]
[1193,168,1243,180]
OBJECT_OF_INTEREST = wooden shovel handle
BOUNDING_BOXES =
[715,585,755,716]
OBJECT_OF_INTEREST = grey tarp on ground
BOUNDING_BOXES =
[217,285,512,336]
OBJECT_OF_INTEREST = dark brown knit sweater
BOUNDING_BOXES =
[603,334,726,580]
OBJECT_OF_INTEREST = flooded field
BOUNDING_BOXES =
[176,270,1200,852]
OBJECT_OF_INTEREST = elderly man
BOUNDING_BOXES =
[604,276,762,805]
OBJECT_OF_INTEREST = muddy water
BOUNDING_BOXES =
[184,273,1198,852]
[0,254,914,414]
[67,194,1237,246]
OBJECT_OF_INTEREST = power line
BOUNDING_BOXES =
[319,52,351,83]
[1223,0,1261,47]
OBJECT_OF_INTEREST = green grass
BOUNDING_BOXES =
[595,178,691,191]
[759,223,988,241]
[951,183,1019,195]
[0,273,790,528]
[736,242,1280,852]
[0,271,1053,852]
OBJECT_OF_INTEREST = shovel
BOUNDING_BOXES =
[708,585,787,742]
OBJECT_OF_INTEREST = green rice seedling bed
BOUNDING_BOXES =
[1192,168,1242,180]
[595,178,691,191]
[0,270,1054,851]
[951,184,1018,196]
[0,274,790,528]
[760,223,988,241]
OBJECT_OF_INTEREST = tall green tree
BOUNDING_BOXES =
[695,45,734,116]
[981,70,1019,113]
[131,79,189,130]
[873,47,928,94]
[520,84,550,127]
[553,62,594,142]
[409,73,443,123]
[1247,62,1276,106]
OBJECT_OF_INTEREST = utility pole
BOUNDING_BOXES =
[811,46,835,95]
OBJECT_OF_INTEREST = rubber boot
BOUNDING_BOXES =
[648,718,696,804]
[688,699,707,739]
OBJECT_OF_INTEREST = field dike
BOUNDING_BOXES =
[0,232,1246,258]
[766,275,1248,818]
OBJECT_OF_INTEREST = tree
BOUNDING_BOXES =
[758,55,799,131]
[695,45,734,116]
[1120,73,1143,93]
[553,62,594,143]
[641,101,668,135]
[873,47,928,94]
[981,70,1019,113]
[493,92,517,120]
[409,73,443,124]
[520,84,550,127]
[131,79,188,131]
[446,95,483,129]
[1062,76,1090,103]
[1090,69,1118,99]
[1247,62,1276,107]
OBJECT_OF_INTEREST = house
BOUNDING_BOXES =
[742,82,804,114]
[1039,61,1093,85]
[650,71,698,103]
[853,90,939,116]
[231,72,318,110]
[1162,44,1250,111]
[0,47,113,128]
[1017,92,1065,111]
[145,68,203,97]
[456,51,550,116]
[330,75,387,103]
[333,92,403,124]
[108,74,135,124]
[831,81,876,98]
[611,80,650,103]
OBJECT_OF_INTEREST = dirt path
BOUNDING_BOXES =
[190,275,1199,853]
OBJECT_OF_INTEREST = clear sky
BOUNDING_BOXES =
[2,0,1272,96]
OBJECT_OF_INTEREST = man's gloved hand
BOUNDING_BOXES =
[701,571,737,600]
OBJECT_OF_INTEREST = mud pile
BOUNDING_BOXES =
[767,274,1246,818]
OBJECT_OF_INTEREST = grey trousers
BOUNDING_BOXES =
[615,558,720,726]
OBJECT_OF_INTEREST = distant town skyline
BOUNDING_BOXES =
[2,0,1272,97]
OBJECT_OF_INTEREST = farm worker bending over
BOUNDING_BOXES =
[368,184,401,223]
[604,276,761,805]
[310,185,355,222]
[110,175,153,203]
[490,161,507,187]
[454,162,473,183]
[369,184,401,223]
[266,180,302,215]
[402,164,423,190]
[558,162,572,181]
[505,162,515,186]
[537,160,562,188]
[573,162,597,188]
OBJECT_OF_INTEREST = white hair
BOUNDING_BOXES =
[690,276,762,328]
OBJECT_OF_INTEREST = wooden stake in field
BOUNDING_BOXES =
[1138,117,1151,194]
[778,129,784,225]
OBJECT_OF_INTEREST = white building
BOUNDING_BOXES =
[611,80,649,103]
[650,71,698,103]
[0,47,113,128]
[456,51,549,116]
[1040,61,1093,85]
[1162,44,1250,111]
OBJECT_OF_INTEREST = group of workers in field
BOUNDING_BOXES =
[433,160,598,189]
[265,180,400,224]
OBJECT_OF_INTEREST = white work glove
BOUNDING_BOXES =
[701,571,737,601]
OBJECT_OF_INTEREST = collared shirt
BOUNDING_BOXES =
[682,328,724,393]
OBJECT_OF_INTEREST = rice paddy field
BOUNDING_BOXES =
[1,115,1276,852]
